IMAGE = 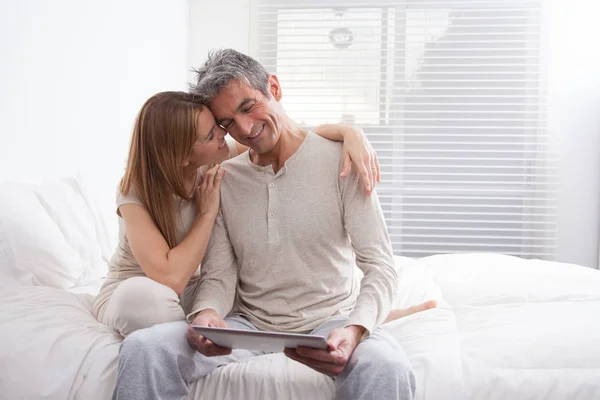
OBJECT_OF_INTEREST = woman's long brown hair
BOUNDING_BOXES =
[120,91,204,248]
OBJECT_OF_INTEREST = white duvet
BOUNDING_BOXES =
[1,177,599,399]
[2,253,600,400]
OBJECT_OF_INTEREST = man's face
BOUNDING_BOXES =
[209,76,283,155]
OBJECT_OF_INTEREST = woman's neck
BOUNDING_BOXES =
[182,166,198,197]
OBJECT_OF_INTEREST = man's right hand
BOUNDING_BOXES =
[187,309,232,357]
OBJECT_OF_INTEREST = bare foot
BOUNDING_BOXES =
[384,299,437,323]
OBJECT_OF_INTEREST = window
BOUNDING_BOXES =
[250,0,556,259]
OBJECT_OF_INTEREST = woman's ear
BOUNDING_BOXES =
[268,75,282,101]
[183,159,190,167]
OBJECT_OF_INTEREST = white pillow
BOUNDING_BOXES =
[0,220,21,285]
[0,178,111,290]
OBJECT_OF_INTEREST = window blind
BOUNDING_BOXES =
[249,0,557,259]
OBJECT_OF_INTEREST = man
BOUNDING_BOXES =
[113,49,416,400]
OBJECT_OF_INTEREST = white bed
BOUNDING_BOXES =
[1,178,599,400]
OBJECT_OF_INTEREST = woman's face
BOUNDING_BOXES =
[186,108,229,168]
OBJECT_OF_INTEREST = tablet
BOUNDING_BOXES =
[191,326,328,352]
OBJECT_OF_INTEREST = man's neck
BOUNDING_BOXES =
[250,123,307,174]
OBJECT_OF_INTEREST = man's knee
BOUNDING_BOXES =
[356,345,414,378]
[381,352,415,396]
[349,334,416,397]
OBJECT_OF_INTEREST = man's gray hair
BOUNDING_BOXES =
[190,49,270,105]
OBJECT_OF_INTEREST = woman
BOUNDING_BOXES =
[92,91,434,337]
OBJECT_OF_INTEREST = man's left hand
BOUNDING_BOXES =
[284,325,364,377]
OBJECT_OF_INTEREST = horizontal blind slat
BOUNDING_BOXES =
[256,5,541,11]
[396,250,555,257]
[395,226,554,233]
[395,241,553,248]
[384,217,553,224]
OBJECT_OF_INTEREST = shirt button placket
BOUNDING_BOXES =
[267,179,279,243]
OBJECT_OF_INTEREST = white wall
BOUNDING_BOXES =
[0,0,189,232]
[547,0,600,268]
[187,0,250,83]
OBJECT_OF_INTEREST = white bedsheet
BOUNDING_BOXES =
[424,253,600,400]
[1,254,599,400]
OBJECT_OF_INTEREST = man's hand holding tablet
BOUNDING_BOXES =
[187,309,232,356]
[187,309,328,354]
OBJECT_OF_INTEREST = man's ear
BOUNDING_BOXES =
[267,75,282,101]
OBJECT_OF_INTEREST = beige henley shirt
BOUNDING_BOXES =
[190,131,398,336]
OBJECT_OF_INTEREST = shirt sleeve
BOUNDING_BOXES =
[186,210,238,322]
[116,184,145,216]
[338,165,398,338]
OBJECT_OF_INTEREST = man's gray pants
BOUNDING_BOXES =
[112,315,416,400]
